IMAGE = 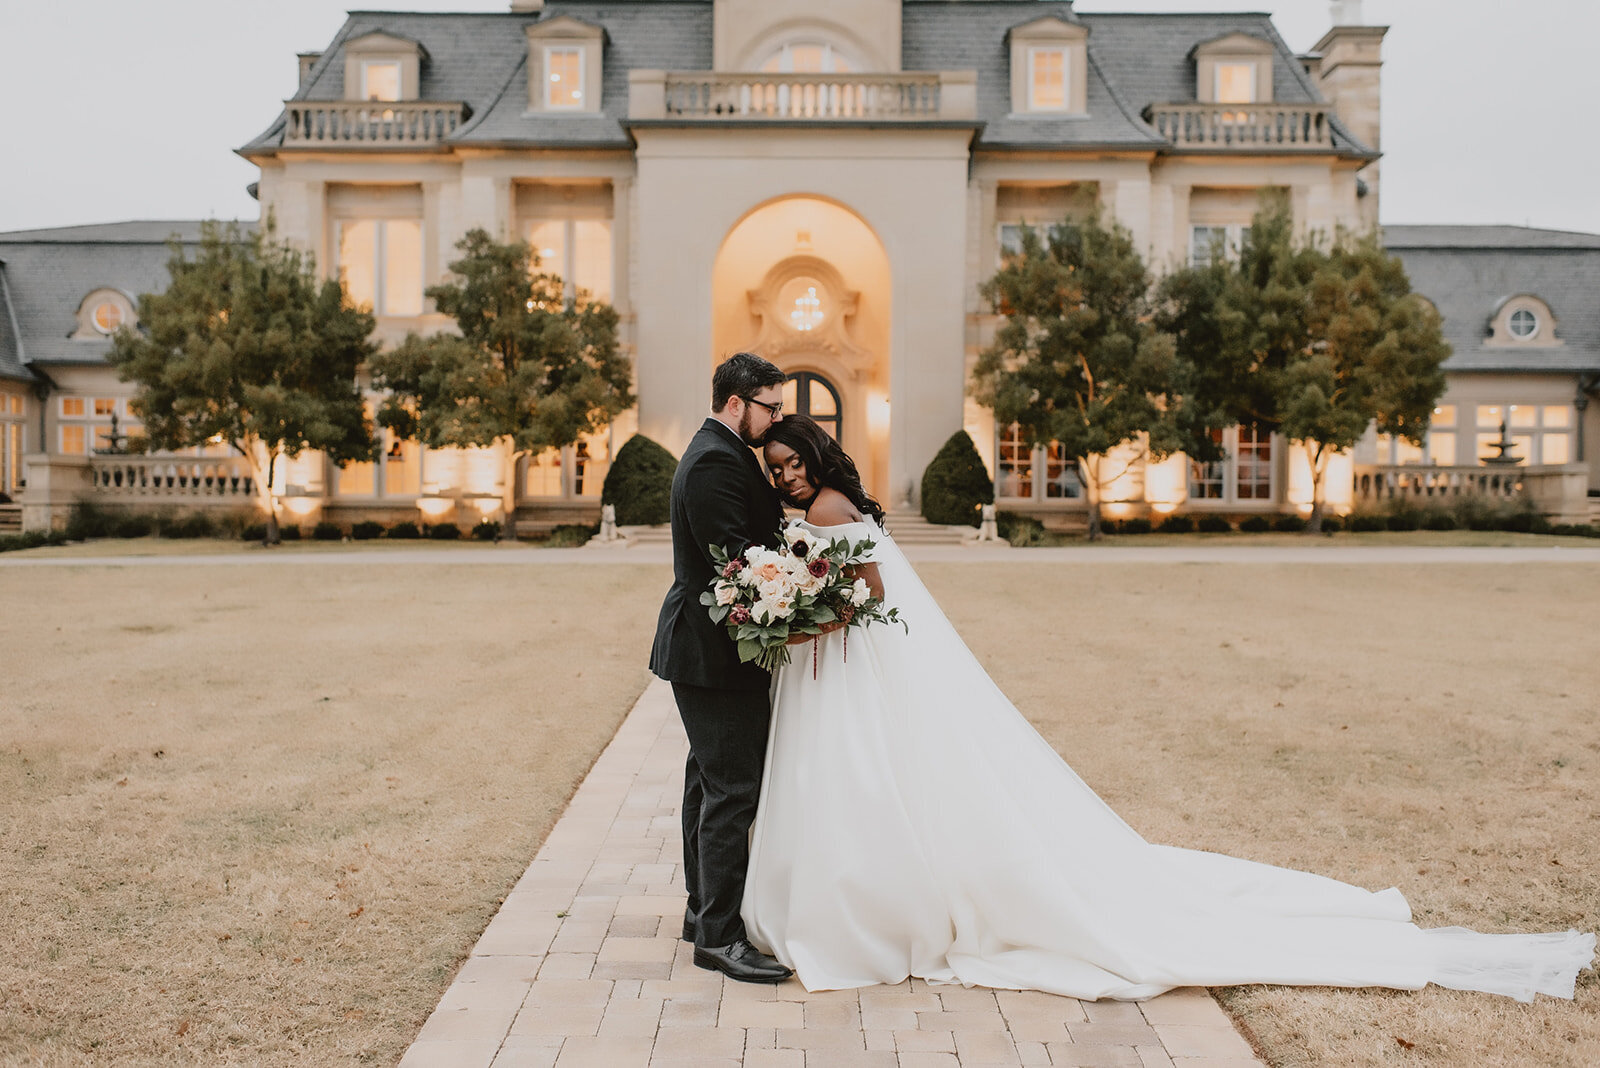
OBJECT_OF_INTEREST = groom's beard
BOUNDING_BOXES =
[738,408,766,447]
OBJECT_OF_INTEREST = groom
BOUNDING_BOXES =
[649,352,793,983]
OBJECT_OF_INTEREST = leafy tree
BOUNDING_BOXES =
[369,229,633,541]
[972,214,1214,539]
[1158,199,1449,532]
[107,220,376,544]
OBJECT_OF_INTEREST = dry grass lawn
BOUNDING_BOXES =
[1,555,1595,1066]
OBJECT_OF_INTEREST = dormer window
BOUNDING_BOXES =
[545,46,584,109]
[1028,48,1068,111]
[1508,308,1538,339]
[1488,296,1559,347]
[361,60,402,102]
[72,288,135,339]
[92,300,124,334]
[342,33,426,103]
[1191,33,1274,105]
[526,16,605,114]
[1008,17,1088,116]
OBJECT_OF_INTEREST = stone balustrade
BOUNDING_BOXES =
[89,456,256,500]
[282,100,469,147]
[1145,103,1334,150]
[1353,462,1591,523]
[630,71,975,122]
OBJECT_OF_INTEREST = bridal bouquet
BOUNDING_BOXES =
[701,525,905,672]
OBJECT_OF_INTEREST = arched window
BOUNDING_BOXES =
[759,43,854,74]
[781,372,842,442]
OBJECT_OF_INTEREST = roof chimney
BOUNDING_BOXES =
[298,51,322,88]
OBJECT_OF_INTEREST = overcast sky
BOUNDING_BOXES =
[1,0,1594,234]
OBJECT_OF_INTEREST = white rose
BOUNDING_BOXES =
[714,581,737,606]
[850,577,870,606]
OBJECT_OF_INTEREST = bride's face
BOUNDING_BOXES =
[764,441,818,505]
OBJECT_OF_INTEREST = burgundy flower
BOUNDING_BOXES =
[721,559,741,579]
[729,604,751,625]
[838,604,856,624]
[807,558,829,578]
[789,539,809,557]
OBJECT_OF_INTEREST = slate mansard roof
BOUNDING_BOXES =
[241,1,1373,156]
[1385,226,1600,375]
[0,221,254,373]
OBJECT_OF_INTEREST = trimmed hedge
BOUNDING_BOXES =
[312,521,343,541]
[1239,515,1271,533]
[351,520,384,540]
[920,431,994,527]
[1272,514,1307,533]
[602,434,678,526]
[1196,514,1232,533]
[385,521,421,540]
[427,523,462,540]
[472,520,501,541]
[1118,517,1152,535]
[1155,514,1194,534]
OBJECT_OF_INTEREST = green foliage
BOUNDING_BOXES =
[602,434,678,526]
[1421,511,1458,531]
[106,219,378,543]
[351,520,384,540]
[1239,515,1272,533]
[919,431,994,527]
[471,520,501,541]
[995,510,1044,545]
[1155,514,1194,534]
[0,530,67,553]
[543,522,599,548]
[385,521,420,540]
[1119,517,1153,535]
[1196,514,1233,533]
[278,525,302,540]
[427,523,461,540]
[1272,514,1307,533]
[157,512,217,539]
[241,523,267,541]
[66,501,115,540]
[1320,515,1344,534]
[369,229,633,539]
[974,213,1213,538]
[1386,511,1421,531]
[1347,513,1386,533]
[312,521,342,541]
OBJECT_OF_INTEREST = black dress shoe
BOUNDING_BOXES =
[681,917,695,943]
[693,939,793,983]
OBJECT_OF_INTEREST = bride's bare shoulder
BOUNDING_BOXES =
[805,488,862,527]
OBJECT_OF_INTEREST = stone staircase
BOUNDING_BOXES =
[0,504,20,534]
[879,510,980,546]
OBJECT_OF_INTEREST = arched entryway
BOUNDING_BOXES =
[711,195,891,497]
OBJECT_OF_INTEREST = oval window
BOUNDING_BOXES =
[92,301,123,334]
[1508,308,1538,339]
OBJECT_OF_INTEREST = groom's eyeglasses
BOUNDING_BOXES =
[744,396,783,417]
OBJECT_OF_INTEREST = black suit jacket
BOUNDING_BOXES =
[650,419,785,690]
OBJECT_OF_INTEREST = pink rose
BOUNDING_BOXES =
[729,604,751,624]
[721,560,741,579]
[807,558,829,578]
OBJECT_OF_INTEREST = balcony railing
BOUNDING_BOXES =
[282,100,469,147]
[1145,103,1334,150]
[630,71,975,123]
[1353,464,1523,506]
[90,456,256,501]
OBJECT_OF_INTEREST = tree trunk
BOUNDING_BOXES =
[501,444,520,543]
[249,440,281,546]
[1304,440,1326,535]
[1084,455,1103,542]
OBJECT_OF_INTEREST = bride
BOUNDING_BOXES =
[741,414,1594,1002]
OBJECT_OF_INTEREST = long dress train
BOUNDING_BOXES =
[741,518,1595,1001]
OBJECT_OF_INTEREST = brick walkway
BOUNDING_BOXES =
[399,680,1264,1068]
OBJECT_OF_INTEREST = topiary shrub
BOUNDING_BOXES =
[471,520,501,541]
[312,520,342,541]
[1119,517,1152,535]
[351,520,383,540]
[1155,514,1194,534]
[1239,515,1271,533]
[428,523,462,540]
[1272,514,1307,533]
[1196,514,1232,534]
[1320,515,1344,534]
[1421,511,1458,531]
[1348,513,1386,533]
[602,434,678,526]
[278,525,302,540]
[920,431,994,527]
[385,521,420,540]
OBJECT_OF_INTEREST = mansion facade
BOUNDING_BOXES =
[3,0,1597,531]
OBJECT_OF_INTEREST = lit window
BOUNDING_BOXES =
[525,448,563,497]
[61,397,86,417]
[94,398,117,417]
[526,218,612,304]
[1043,442,1081,499]
[92,301,123,334]
[545,47,583,109]
[1508,308,1539,339]
[61,425,87,455]
[1428,406,1457,465]
[337,219,423,316]
[1190,224,1250,268]
[1215,63,1256,104]
[996,422,1033,498]
[361,61,402,102]
[1189,429,1226,499]
[759,43,854,73]
[1029,47,1067,111]
[1236,425,1273,499]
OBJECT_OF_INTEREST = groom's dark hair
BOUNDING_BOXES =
[712,352,786,412]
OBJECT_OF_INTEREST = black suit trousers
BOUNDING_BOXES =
[671,681,771,949]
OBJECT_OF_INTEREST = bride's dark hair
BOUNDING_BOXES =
[765,414,885,526]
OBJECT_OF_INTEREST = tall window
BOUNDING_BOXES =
[1215,63,1256,104]
[523,431,612,498]
[526,218,612,303]
[361,60,402,102]
[1,392,24,495]
[1028,47,1067,111]
[58,395,134,455]
[338,219,423,316]
[1190,224,1250,268]
[545,47,584,109]
[1374,405,1457,466]
[1187,425,1273,503]
[336,405,422,498]
[1474,403,1571,465]
[995,424,1082,500]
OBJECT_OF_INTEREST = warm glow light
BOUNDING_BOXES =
[1151,501,1178,515]
[1103,502,1135,519]
[868,392,891,437]
[283,497,319,517]
[1143,453,1187,509]
[417,496,454,518]
[471,496,501,515]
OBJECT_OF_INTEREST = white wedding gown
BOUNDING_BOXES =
[742,518,1595,1001]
